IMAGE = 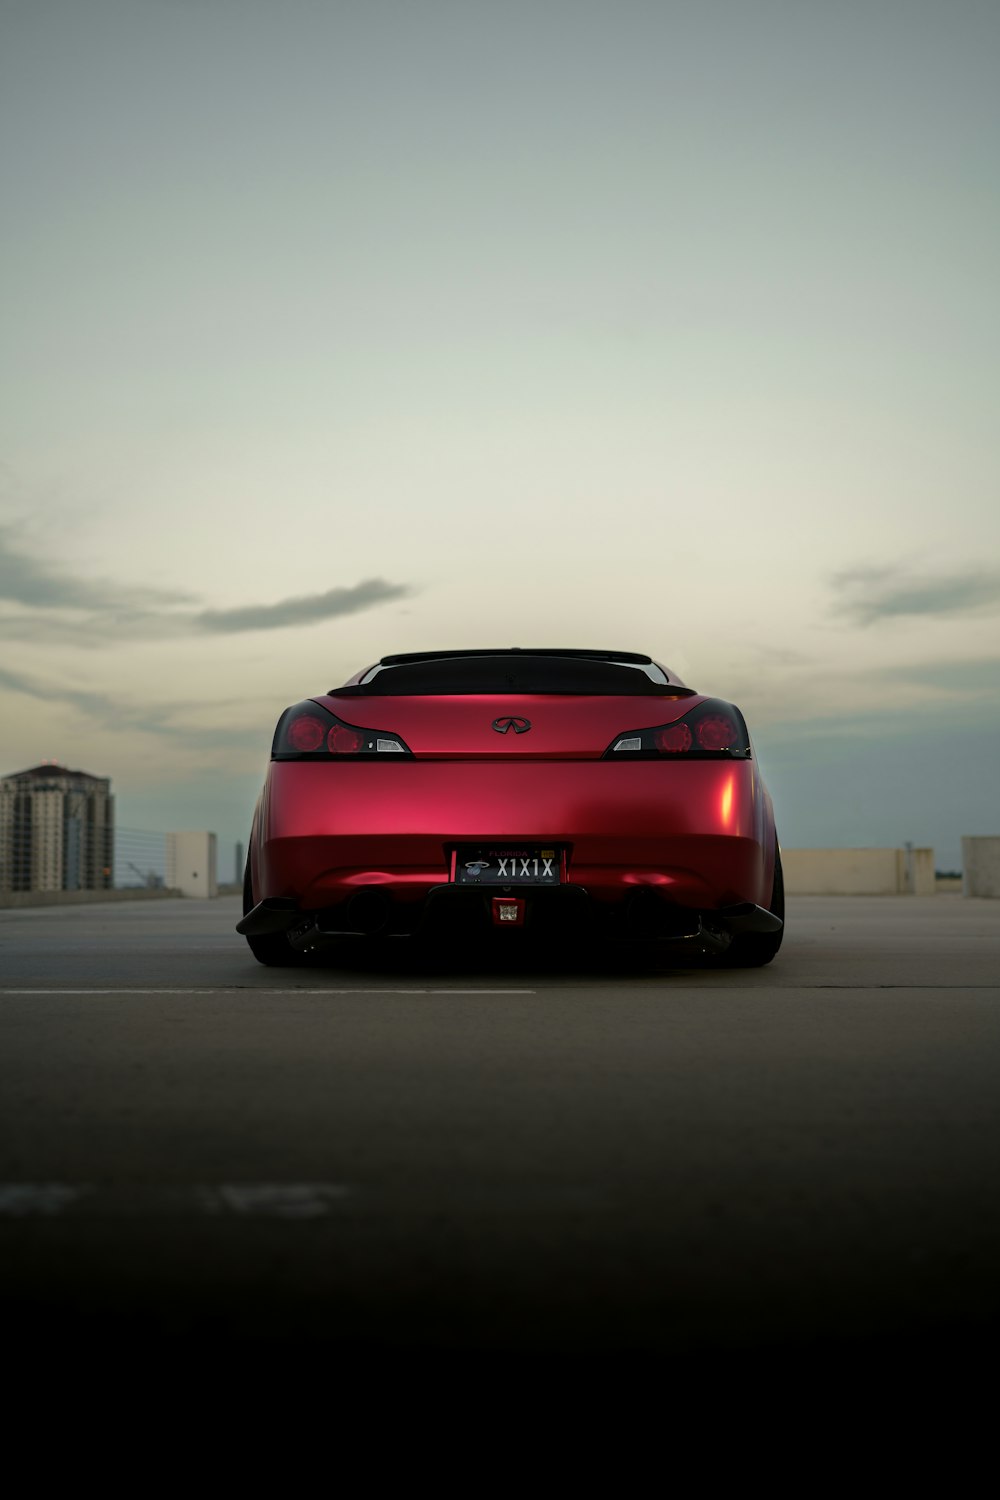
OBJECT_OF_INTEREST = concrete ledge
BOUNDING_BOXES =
[0,887,183,910]
[962,837,1000,898]
[166,831,218,899]
[783,847,935,896]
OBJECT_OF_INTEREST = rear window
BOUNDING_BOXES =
[336,655,692,696]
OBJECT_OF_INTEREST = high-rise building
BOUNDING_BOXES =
[0,765,114,894]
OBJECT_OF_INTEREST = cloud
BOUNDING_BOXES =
[0,662,198,737]
[195,579,410,633]
[0,663,274,765]
[830,565,1000,626]
[0,665,44,698]
[0,521,194,613]
[0,525,411,642]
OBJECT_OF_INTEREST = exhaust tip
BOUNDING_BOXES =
[346,889,391,936]
[625,890,703,941]
[626,889,667,938]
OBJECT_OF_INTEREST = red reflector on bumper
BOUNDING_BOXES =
[492,896,525,927]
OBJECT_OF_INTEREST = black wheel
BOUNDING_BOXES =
[242,856,300,967]
[722,848,785,968]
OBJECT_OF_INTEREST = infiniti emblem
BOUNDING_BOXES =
[492,716,532,734]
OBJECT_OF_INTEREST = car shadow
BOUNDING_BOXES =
[291,934,715,982]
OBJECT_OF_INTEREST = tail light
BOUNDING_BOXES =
[605,698,751,759]
[272,701,412,760]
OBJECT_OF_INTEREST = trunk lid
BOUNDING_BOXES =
[319,692,702,760]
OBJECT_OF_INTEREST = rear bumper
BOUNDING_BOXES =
[250,759,776,914]
[238,883,782,952]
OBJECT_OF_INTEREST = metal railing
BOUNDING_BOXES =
[0,822,171,894]
[0,801,245,900]
[114,828,168,890]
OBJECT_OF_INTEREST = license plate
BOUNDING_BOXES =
[453,847,562,885]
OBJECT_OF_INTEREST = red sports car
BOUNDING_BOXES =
[238,648,783,966]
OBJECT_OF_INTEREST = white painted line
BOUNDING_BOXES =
[0,1183,94,1216]
[208,1183,351,1218]
[0,1183,353,1219]
[0,987,536,996]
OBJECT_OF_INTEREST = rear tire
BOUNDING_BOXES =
[242,857,301,967]
[722,849,785,968]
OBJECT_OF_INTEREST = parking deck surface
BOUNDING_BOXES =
[1,893,998,1397]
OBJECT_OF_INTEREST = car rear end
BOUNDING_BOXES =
[239,651,782,962]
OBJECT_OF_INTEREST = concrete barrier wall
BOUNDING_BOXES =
[3,847,979,905]
[907,848,936,896]
[166,831,218,899]
[962,837,1000,898]
[783,847,935,896]
[0,887,182,910]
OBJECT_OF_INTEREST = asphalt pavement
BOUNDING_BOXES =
[1,893,999,1402]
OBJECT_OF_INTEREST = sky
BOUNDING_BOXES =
[1,0,998,874]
